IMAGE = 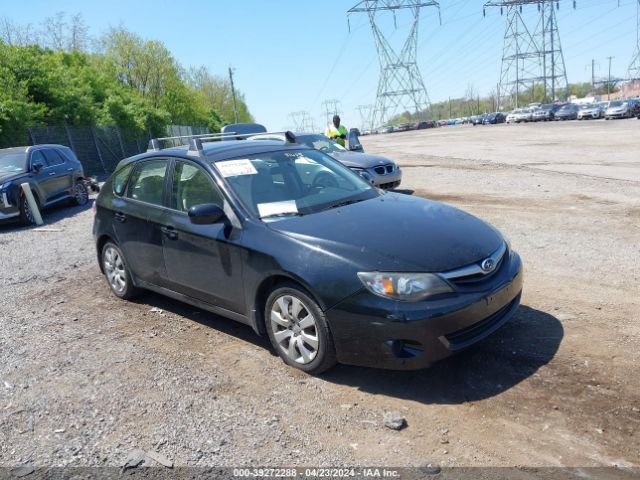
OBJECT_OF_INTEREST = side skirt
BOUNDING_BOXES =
[136,279,251,326]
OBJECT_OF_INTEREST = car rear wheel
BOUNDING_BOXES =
[265,283,337,374]
[101,242,139,299]
[73,181,89,206]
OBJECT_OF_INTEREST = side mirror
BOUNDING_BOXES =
[188,204,225,225]
[32,163,43,173]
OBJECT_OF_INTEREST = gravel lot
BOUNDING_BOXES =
[1,119,639,474]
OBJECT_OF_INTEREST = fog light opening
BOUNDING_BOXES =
[385,339,424,359]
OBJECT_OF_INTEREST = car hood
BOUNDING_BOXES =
[266,193,503,272]
[0,171,26,184]
[329,151,395,169]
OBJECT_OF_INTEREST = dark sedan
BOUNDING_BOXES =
[554,104,579,121]
[482,112,506,125]
[0,144,90,225]
[93,134,523,373]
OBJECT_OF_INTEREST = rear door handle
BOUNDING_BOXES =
[160,225,178,240]
[48,172,56,176]
[66,168,73,172]
[114,212,126,223]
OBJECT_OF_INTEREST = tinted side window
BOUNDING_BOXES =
[30,150,47,168]
[126,160,168,206]
[43,149,65,166]
[171,161,223,212]
[113,164,134,197]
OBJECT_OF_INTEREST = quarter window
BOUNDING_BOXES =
[171,161,223,212]
[127,160,168,206]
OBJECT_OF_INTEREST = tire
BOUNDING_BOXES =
[19,193,38,226]
[101,241,140,300]
[265,283,337,374]
[73,181,89,206]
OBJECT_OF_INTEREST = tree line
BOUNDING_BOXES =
[0,13,253,147]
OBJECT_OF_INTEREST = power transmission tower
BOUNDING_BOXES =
[484,0,573,109]
[628,0,640,80]
[347,1,440,127]
[321,99,342,126]
[356,104,374,131]
[288,111,316,132]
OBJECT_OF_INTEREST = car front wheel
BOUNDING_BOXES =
[101,242,139,299]
[265,283,337,374]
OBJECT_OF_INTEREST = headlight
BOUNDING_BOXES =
[357,272,453,301]
[0,182,10,191]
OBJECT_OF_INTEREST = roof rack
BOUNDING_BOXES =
[147,131,297,156]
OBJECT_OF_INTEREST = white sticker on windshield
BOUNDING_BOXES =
[217,159,258,177]
[257,200,298,218]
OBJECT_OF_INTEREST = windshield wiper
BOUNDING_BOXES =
[327,198,365,210]
[260,212,304,219]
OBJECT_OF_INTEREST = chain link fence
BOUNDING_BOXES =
[26,125,210,177]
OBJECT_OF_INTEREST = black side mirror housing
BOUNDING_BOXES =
[32,163,43,173]
[188,204,225,225]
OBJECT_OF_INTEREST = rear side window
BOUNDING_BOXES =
[126,160,168,206]
[113,164,134,197]
[43,149,65,166]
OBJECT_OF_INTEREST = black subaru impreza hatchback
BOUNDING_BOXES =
[93,132,523,373]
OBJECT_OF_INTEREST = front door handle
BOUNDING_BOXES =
[114,212,126,223]
[66,168,74,172]
[160,225,178,240]
[48,172,56,176]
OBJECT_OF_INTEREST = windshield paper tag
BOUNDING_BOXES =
[258,200,298,218]
[217,159,258,177]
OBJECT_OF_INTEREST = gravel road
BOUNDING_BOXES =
[1,119,638,475]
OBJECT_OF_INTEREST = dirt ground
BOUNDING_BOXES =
[1,119,639,473]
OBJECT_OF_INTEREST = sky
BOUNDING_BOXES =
[2,0,639,130]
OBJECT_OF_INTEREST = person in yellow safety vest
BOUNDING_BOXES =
[325,115,348,148]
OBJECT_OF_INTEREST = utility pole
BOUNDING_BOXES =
[347,1,441,127]
[607,56,615,100]
[228,67,239,124]
[449,97,452,118]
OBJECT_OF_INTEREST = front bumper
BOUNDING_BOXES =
[369,167,402,190]
[326,251,523,370]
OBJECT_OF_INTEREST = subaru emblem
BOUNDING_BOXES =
[481,258,496,273]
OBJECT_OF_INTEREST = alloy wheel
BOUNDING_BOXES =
[103,246,127,294]
[74,183,89,205]
[270,295,319,364]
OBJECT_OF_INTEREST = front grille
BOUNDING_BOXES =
[374,164,394,175]
[379,181,400,190]
[449,255,505,287]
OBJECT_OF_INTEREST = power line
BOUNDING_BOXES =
[628,0,640,79]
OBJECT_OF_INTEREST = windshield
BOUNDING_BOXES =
[580,104,594,109]
[0,150,27,174]
[215,149,378,219]
[295,134,346,154]
[609,101,623,107]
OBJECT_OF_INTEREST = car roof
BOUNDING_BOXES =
[0,144,69,154]
[117,139,313,169]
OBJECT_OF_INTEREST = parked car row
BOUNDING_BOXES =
[503,99,640,123]
[361,120,439,135]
